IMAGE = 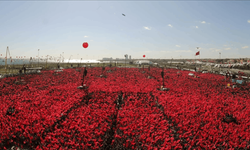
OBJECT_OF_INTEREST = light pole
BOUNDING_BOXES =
[196,47,200,67]
[63,52,64,68]
[38,49,40,67]
[77,54,79,67]
[68,55,73,67]
[171,56,173,67]
[125,54,127,77]
[46,55,49,69]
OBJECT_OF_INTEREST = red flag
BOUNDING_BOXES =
[195,51,200,56]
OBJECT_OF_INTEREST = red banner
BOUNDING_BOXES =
[195,51,200,56]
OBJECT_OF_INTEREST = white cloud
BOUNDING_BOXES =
[176,45,181,47]
[84,36,88,38]
[145,50,152,53]
[242,46,249,49]
[224,48,231,50]
[144,26,151,30]
[197,21,210,24]
[196,26,198,28]
[168,24,173,28]
[248,20,250,24]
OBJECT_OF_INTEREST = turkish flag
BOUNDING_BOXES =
[143,55,145,58]
[195,51,200,56]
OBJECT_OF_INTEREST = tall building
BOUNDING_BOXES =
[129,55,131,60]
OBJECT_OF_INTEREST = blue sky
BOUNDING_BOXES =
[0,1,250,60]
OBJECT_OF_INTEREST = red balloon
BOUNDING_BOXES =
[143,55,145,58]
[82,42,88,48]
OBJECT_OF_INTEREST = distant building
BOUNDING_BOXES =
[134,60,152,65]
[129,55,131,60]
[102,57,112,61]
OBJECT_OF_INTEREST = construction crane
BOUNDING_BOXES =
[5,46,11,74]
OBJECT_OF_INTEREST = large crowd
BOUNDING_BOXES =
[0,67,249,149]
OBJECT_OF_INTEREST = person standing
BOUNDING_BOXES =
[82,67,87,86]
[232,73,236,83]
[227,70,230,81]
[84,67,87,77]
[23,65,26,74]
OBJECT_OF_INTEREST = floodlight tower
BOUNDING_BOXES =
[38,49,40,67]
[5,46,11,74]
[124,54,128,76]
